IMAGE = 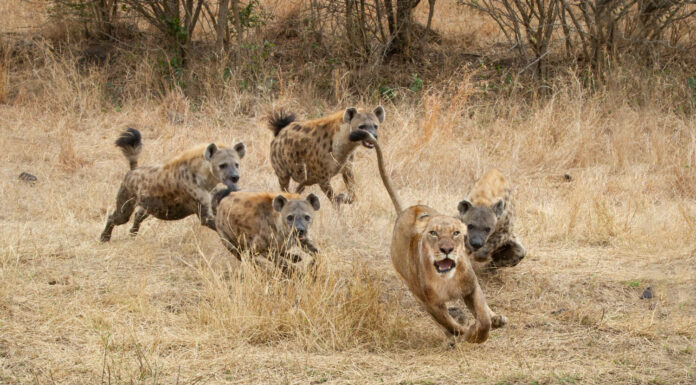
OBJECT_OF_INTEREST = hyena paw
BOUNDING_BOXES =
[491,314,508,329]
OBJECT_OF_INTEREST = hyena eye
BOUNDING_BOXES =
[453,231,461,236]
[467,224,474,231]
[234,163,239,168]
[304,215,310,221]
[429,231,438,237]
[219,163,228,170]
[484,227,491,233]
[287,215,294,222]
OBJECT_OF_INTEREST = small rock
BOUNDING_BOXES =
[640,286,654,299]
[564,173,572,181]
[18,172,37,182]
[551,308,567,315]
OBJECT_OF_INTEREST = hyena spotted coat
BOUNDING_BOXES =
[213,188,320,273]
[457,169,526,268]
[100,128,245,242]
[267,106,385,204]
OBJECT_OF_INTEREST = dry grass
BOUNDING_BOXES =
[1,1,695,384]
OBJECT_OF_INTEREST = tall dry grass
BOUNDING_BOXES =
[1,1,695,384]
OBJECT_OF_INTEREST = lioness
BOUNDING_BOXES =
[350,130,507,343]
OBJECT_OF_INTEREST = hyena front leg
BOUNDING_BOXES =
[129,207,149,236]
[319,180,340,205]
[185,185,216,230]
[339,161,356,204]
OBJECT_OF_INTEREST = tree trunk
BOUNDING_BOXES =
[216,0,230,52]
[393,0,415,58]
[345,0,355,48]
[230,0,242,48]
[426,0,436,33]
[384,0,396,35]
[163,0,183,63]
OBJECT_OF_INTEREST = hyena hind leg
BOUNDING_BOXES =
[100,186,136,242]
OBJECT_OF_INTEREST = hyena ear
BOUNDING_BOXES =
[306,193,321,211]
[373,106,385,123]
[273,195,288,212]
[204,143,218,161]
[343,107,358,123]
[491,199,505,217]
[233,142,246,159]
[457,200,472,215]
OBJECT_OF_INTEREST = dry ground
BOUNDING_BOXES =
[1,1,695,384]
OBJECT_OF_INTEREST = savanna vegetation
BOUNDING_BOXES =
[1,0,695,383]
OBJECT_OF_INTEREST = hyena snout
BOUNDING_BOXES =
[468,235,485,250]
[291,221,309,239]
[223,171,240,190]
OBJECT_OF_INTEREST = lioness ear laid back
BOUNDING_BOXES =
[233,142,246,158]
[273,195,288,212]
[306,193,321,211]
[204,143,218,161]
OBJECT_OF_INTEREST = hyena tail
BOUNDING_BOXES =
[267,111,296,137]
[115,128,142,170]
[211,186,234,215]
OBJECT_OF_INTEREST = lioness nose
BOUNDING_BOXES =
[440,246,453,255]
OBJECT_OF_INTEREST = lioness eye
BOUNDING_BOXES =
[429,231,437,236]
[287,215,294,222]
[453,231,461,236]
[219,163,228,169]
[304,215,310,221]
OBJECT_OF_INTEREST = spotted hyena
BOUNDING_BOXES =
[100,128,245,242]
[267,106,385,204]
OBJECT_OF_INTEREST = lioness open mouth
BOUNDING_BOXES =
[433,258,456,273]
[362,140,375,149]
